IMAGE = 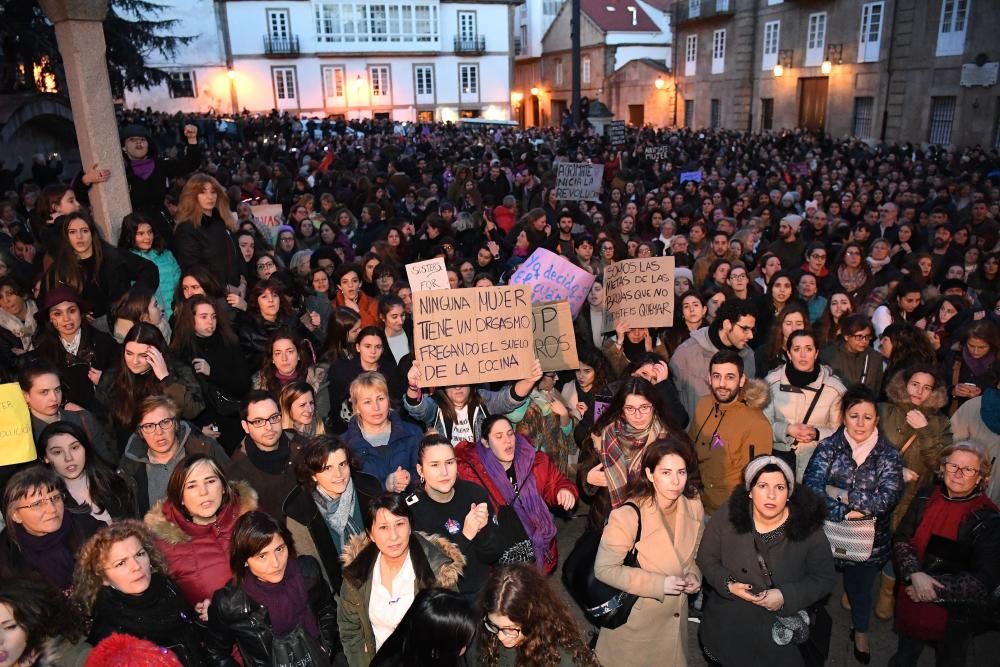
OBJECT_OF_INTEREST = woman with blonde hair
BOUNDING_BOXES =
[173,173,242,290]
[280,380,327,437]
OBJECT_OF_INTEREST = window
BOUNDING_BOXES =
[936,0,969,57]
[555,59,564,86]
[322,65,345,101]
[582,56,591,84]
[852,97,874,138]
[689,0,701,19]
[716,0,730,11]
[762,21,780,71]
[458,12,476,41]
[712,29,726,74]
[519,25,527,54]
[460,64,479,94]
[168,71,196,98]
[369,4,387,42]
[684,99,695,127]
[267,9,290,39]
[710,99,721,128]
[806,12,826,67]
[761,98,774,131]
[369,65,390,97]
[314,2,438,43]
[685,35,697,77]
[272,67,296,101]
[417,110,434,123]
[415,65,434,96]
[858,2,884,63]
[767,0,783,4]
[928,96,956,145]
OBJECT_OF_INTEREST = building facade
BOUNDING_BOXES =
[673,0,1000,148]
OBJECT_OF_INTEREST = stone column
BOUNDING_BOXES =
[39,0,131,242]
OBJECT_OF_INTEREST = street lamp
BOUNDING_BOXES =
[822,43,843,75]
[654,77,665,90]
[530,86,540,96]
[774,50,792,77]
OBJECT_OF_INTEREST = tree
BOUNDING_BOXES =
[0,0,192,98]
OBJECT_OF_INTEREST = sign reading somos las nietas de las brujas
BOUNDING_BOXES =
[603,256,675,331]
[413,286,535,387]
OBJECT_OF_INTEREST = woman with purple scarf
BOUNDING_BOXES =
[456,415,578,575]
[204,511,340,666]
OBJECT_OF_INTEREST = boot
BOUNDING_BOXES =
[874,574,895,620]
[841,592,851,610]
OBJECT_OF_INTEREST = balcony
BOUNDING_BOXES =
[454,35,486,54]
[263,35,300,56]
[675,0,734,26]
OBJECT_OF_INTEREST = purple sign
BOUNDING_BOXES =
[509,248,596,318]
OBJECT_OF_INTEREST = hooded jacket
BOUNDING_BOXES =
[689,378,774,514]
[670,326,757,419]
[337,532,465,667]
[144,481,258,606]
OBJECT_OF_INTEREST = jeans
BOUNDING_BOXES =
[843,564,880,632]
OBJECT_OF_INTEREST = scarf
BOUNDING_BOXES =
[785,363,820,388]
[274,368,299,386]
[844,428,879,467]
[244,434,290,475]
[15,512,75,591]
[962,347,996,378]
[478,436,557,571]
[242,556,320,639]
[837,266,868,293]
[866,256,892,273]
[707,324,738,352]
[312,481,362,553]
[0,300,37,350]
[601,418,663,508]
[130,158,156,181]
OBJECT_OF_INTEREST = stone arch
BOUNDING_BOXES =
[0,94,81,177]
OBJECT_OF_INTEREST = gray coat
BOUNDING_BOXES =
[669,326,757,419]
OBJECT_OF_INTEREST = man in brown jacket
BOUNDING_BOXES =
[689,350,773,514]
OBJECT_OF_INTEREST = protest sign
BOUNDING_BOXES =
[532,301,579,372]
[555,163,604,201]
[603,256,675,330]
[679,170,702,183]
[0,384,37,466]
[413,286,535,388]
[644,145,670,161]
[606,120,626,147]
[250,204,283,229]
[789,162,811,177]
[405,258,450,292]
[509,248,595,318]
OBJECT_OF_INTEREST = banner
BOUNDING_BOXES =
[555,163,604,202]
[413,286,535,388]
[789,162,811,177]
[603,257,675,330]
[606,120,626,147]
[0,384,37,466]
[509,248,595,318]
[644,145,670,161]
[405,258,450,292]
[679,170,702,183]
[532,301,579,372]
[250,204,283,229]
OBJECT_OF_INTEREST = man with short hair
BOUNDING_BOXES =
[693,230,738,287]
[689,351,773,514]
[765,215,806,271]
[545,208,577,258]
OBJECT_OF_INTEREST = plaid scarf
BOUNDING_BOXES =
[601,417,664,508]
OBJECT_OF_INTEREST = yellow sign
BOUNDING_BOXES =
[0,384,37,466]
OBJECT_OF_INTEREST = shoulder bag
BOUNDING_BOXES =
[822,466,876,562]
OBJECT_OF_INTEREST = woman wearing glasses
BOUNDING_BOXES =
[0,466,102,593]
[828,241,875,305]
[468,564,598,667]
[890,441,999,667]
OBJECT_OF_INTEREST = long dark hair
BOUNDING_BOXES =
[172,266,227,313]
[110,322,171,433]
[118,211,166,252]
[42,213,104,294]
[170,294,238,361]
[592,376,671,434]
[765,302,810,368]
[321,306,361,363]
[372,588,476,667]
[0,578,84,658]
[623,433,702,501]
[257,328,311,393]
[229,511,297,583]
[432,385,488,439]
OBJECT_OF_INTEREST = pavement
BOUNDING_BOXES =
[551,507,1000,666]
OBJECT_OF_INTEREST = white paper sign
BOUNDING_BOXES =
[555,163,604,202]
[406,258,450,292]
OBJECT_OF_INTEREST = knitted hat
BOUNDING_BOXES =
[782,215,803,234]
[85,634,184,667]
[674,267,694,285]
[119,124,151,143]
[744,455,795,496]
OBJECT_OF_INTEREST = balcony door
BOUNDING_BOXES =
[268,9,290,40]
[458,12,476,42]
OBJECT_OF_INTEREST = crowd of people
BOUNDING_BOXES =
[0,109,997,666]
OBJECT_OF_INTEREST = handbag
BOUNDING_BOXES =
[823,516,876,562]
[561,501,642,629]
[270,625,329,667]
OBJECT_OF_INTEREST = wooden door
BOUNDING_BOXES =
[798,77,829,132]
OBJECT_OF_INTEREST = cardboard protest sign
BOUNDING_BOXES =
[606,120,626,147]
[679,170,702,183]
[555,163,604,201]
[0,384,38,466]
[413,286,535,387]
[532,301,579,372]
[509,248,595,318]
[603,256,675,330]
[644,145,670,161]
[405,258,450,292]
[250,204,283,229]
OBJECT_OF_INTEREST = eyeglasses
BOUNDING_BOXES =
[483,618,521,639]
[17,492,64,512]
[622,403,653,416]
[848,333,873,342]
[810,253,827,260]
[845,250,861,257]
[257,260,276,270]
[944,462,980,478]
[729,273,748,281]
[138,417,176,434]
[733,323,755,334]
[245,412,282,428]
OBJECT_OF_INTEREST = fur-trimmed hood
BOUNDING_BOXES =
[144,480,258,545]
[885,369,948,412]
[739,377,770,410]
[726,483,828,542]
[340,530,465,590]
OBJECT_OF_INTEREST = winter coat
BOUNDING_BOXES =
[131,248,182,319]
[0,510,103,591]
[343,412,422,489]
[878,371,953,528]
[950,390,1000,506]
[328,355,403,431]
[594,495,705,667]
[403,385,527,444]
[30,324,119,414]
[205,556,340,667]
[669,327,757,419]
[235,311,314,371]
[819,339,884,395]
[30,406,118,468]
[803,427,904,567]
[174,212,242,288]
[283,472,383,592]
[144,481,258,606]
[943,347,1000,411]
[338,532,465,667]
[44,241,159,321]
[697,487,836,667]
[763,364,846,481]
[689,378,774,514]
[125,143,201,226]
[334,292,379,328]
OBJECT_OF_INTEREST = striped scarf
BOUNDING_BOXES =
[601,417,664,508]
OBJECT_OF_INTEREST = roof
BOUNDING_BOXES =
[581,0,659,32]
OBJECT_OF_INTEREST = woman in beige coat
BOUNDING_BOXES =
[594,434,705,667]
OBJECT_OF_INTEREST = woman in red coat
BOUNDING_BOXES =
[455,414,578,575]
[144,454,257,619]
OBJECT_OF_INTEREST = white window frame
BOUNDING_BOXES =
[806,12,826,67]
[321,65,346,105]
[716,0,730,11]
[762,21,780,71]
[936,0,970,57]
[458,11,477,42]
[267,9,290,40]
[415,65,434,96]
[369,65,391,98]
[685,34,697,77]
[582,55,591,84]
[712,29,726,74]
[313,2,439,44]
[555,59,564,86]
[460,64,479,95]
[858,2,885,63]
[272,67,297,101]
[689,0,701,19]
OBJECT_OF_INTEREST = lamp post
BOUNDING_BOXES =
[774,50,793,77]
